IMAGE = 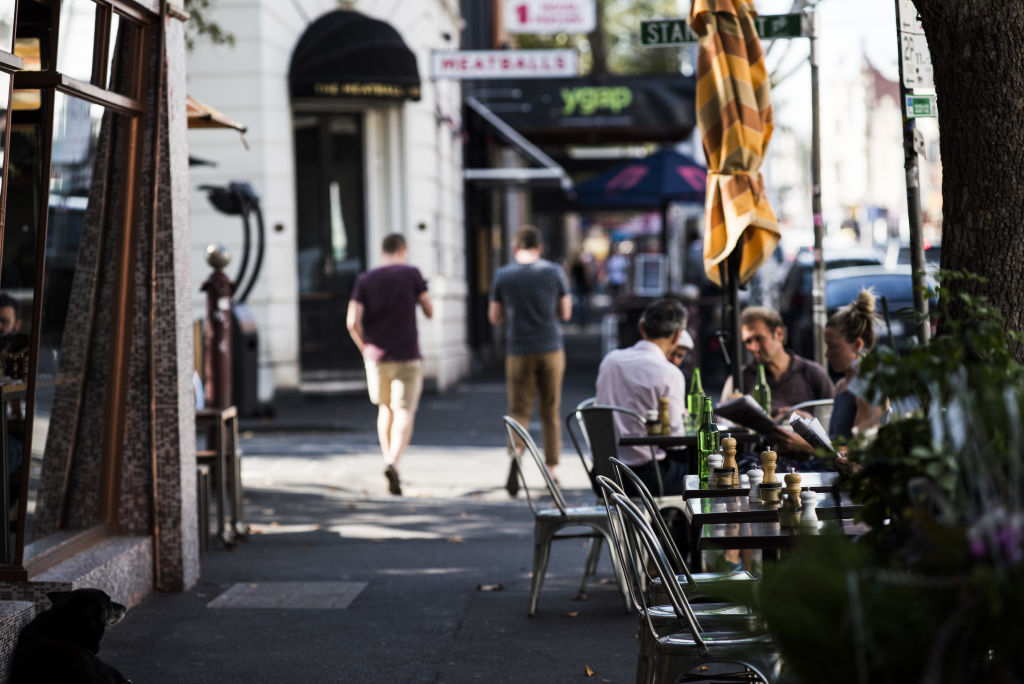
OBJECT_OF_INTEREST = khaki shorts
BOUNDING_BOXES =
[365,359,423,410]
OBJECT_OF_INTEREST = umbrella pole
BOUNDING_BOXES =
[727,249,743,394]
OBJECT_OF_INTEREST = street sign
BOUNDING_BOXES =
[504,0,596,34]
[431,50,578,79]
[640,14,808,46]
[905,94,937,118]
[900,32,934,89]
[897,0,923,34]
[640,19,697,45]
[753,13,809,39]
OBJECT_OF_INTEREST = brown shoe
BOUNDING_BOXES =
[384,465,402,495]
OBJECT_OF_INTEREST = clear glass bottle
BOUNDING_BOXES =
[697,396,719,484]
[686,368,704,431]
[753,363,772,415]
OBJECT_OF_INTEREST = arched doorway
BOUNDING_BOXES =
[288,10,421,380]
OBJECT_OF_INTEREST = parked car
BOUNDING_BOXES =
[785,264,935,360]
[778,247,885,351]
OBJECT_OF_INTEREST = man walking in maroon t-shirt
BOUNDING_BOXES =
[347,234,432,495]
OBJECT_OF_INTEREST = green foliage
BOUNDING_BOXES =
[725,271,1024,682]
[183,0,235,52]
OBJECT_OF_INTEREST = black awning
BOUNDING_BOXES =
[289,10,421,102]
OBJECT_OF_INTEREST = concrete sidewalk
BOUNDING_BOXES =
[102,333,645,682]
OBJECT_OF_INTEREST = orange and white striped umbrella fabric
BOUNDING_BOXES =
[689,0,779,287]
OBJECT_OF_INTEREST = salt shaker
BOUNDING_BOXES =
[708,452,724,472]
[800,490,820,527]
[747,468,764,503]
[646,409,660,435]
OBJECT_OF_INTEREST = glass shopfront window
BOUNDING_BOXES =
[56,0,97,82]
[0,0,151,571]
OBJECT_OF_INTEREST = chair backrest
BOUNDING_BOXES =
[503,416,568,516]
[786,398,834,428]
[594,475,646,616]
[610,491,711,656]
[565,397,597,480]
[577,405,656,492]
[609,456,693,584]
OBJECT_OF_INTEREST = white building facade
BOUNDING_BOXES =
[187,0,470,400]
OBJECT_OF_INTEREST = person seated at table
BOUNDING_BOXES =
[720,306,834,470]
[668,329,694,368]
[824,288,884,441]
[596,298,688,496]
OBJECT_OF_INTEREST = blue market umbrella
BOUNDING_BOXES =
[573,148,707,209]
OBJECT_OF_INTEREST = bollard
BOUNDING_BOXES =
[201,243,235,408]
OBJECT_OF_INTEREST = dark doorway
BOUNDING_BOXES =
[293,112,366,378]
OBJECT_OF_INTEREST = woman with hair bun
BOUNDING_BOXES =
[824,288,883,440]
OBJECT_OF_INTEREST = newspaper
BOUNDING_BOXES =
[714,394,785,437]
[788,414,838,457]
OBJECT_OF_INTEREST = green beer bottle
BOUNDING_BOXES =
[686,368,704,431]
[697,396,719,484]
[753,363,772,415]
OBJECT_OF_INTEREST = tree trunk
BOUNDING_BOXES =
[914,0,1024,360]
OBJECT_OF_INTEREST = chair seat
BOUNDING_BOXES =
[658,630,774,651]
[535,505,609,521]
[648,602,751,621]
[651,569,757,590]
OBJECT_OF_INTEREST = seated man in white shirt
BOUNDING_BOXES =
[596,298,688,496]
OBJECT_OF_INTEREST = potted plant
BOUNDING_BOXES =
[716,272,1024,683]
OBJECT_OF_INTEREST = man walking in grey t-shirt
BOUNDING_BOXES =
[489,225,571,479]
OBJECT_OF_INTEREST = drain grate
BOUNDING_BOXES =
[206,581,368,609]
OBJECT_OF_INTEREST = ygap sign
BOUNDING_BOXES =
[471,75,696,144]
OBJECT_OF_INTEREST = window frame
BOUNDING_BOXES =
[0,0,156,580]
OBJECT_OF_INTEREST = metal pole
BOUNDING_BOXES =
[894,0,930,344]
[809,10,826,368]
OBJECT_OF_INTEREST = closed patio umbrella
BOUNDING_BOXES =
[689,0,780,390]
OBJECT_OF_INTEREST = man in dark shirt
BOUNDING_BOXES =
[721,305,834,455]
[489,225,571,480]
[347,234,433,495]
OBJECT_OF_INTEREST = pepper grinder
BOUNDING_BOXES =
[784,470,803,508]
[747,468,764,503]
[721,434,738,485]
[779,491,801,529]
[760,446,778,484]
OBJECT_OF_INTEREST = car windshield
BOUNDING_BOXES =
[826,273,917,309]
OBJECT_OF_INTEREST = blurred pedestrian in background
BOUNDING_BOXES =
[347,234,433,495]
[489,225,571,482]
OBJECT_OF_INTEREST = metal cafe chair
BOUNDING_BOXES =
[595,476,761,684]
[782,398,834,427]
[566,404,665,497]
[566,396,596,453]
[610,490,780,684]
[502,416,630,616]
[608,457,757,603]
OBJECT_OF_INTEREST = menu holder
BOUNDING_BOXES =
[789,414,838,458]
[714,394,788,438]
